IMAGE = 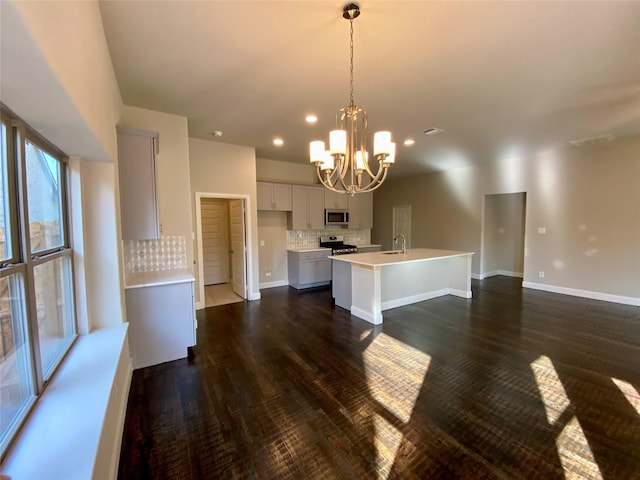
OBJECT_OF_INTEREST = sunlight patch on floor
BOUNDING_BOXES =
[363,333,431,479]
[612,378,640,415]
[531,355,603,480]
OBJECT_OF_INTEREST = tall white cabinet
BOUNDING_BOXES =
[117,126,159,241]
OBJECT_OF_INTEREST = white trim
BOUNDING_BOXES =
[523,281,640,306]
[259,280,288,289]
[449,288,473,298]
[498,270,523,278]
[351,306,383,325]
[2,325,131,480]
[478,270,523,279]
[382,289,449,310]
[195,192,257,311]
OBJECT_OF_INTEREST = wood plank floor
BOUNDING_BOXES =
[118,276,640,479]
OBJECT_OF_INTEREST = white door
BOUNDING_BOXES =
[392,205,412,249]
[229,199,247,298]
[201,199,229,285]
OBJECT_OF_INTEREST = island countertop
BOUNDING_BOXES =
[329,248,474,268]
[125,268,195,289]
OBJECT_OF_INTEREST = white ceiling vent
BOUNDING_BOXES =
[569,134,615,147]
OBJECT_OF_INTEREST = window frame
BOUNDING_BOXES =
[0,106,77,460]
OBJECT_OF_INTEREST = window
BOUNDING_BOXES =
[0,108,76,458]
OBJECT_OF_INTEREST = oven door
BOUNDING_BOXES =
[325,209,349,225]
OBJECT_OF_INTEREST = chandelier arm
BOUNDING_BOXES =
[316,166,344,193]
[356,162,389,192]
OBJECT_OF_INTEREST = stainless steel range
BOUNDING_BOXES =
[319,235,358,255]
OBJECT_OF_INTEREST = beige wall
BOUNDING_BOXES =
[119,106,194,274]
[258,212,289,287]
[2,1,121,163]
[189,138,260,304]
[374,135,640,302]
[256,157,318,185]
[483,193,526,277]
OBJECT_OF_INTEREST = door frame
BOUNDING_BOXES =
[480,192,527,280]
[195,192,252,310]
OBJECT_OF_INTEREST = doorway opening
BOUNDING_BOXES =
[195,194,248,309]
[392,205,412,249]
[480,192,526,279]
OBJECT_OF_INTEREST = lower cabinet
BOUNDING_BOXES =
[288,250,331,289]
[125,280,195,369]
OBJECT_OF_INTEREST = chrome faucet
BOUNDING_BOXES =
[394,234,407,254]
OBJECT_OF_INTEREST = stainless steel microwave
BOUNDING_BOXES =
[325,209,349,225]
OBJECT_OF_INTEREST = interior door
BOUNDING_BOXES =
[229,199,246,298]
[392,205,412,249]
[201,198,229,285]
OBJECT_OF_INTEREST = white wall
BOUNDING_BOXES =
[119,106,194,273]
[1,1,121,163]
[189,138,261,304]
[1,0,126,329]
[373,135,640,303]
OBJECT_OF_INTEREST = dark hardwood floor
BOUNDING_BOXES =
[118,277,640,479]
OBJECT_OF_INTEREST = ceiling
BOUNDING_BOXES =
[98,1,640,180]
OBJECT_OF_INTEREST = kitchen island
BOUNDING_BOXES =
[330,248,474,324]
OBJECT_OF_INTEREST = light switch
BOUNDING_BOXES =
[260,240,265,246]
[538,227,547,234]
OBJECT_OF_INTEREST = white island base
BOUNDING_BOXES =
[331,248,474,324]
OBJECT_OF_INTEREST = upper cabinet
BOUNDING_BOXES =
[288,185,325,230]
[324,190,349,210]
[348,192,373,229]
[117,127,160,241]
[257,182,292,211]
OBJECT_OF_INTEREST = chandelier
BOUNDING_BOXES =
[309,3,395,196]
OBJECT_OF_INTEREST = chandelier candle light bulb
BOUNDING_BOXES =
[309,3,395,196]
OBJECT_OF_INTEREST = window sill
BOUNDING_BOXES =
[1,324,132,480]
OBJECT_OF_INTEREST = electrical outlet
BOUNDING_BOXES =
[538,227,547,234]
[538,271,545,278]
[260,240,265,246]
[266,270,272,277]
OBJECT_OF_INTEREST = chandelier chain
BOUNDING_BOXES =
[349,17,354,107]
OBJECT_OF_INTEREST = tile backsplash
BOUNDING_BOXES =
[286,228,371,249]
[123,235,187,274]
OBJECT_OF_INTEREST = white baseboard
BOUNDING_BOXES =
[259,280,288,289]
[523,281,640,306]
[382,289,449,310]
[477,270,523,280]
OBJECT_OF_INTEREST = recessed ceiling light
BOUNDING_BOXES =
[423,128,444,136]
[273,137,284,146]
[404,138,415,146]
[212,130,223,137]
[305,115,318,124]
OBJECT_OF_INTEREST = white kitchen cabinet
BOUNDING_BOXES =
[324,189,349,210]
[288,185,325,230]
[257,182,292,211]
[287,249,331,289]
[348,192,373,229]
[125,274,196,369]
[117,127,160,240]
